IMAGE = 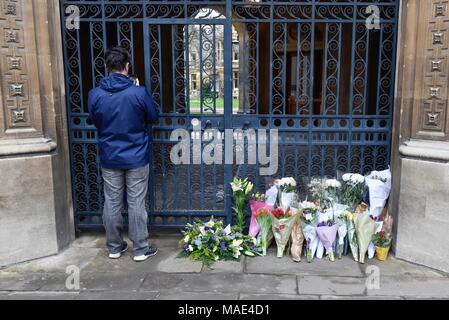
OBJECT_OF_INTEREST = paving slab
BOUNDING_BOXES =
[367,275,449,298]
[0,291,79,300]
[81,247,202,274]
[73,231,181,249]
[0,272,60,291]
[141,273,298,294]
[239,293,319,300]
[150,234,184,249]
[37,271,146,292]
[156,252,203,273]
[403,296,449,300]
[72,232,106,249]
[156,291,238,300]
[31,272,80,291]
[77,290,158,300]
[298,276,366,296]
[364,256,445,278]
[246,250,364,277]
[202,258,245,274]
[321,295,404,300]
[4,247,101,273]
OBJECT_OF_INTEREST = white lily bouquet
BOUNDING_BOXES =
[275,177,297,211]
[230,177,254,232]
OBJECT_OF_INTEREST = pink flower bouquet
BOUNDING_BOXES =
[249,195,273,237]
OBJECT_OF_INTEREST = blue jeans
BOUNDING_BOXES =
[102,165,149,256]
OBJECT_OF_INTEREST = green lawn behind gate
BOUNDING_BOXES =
[189,98,240,113]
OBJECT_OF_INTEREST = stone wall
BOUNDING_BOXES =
[0,0,74,267]
[392,0,449,273]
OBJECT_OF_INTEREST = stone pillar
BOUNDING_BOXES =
[0,0,74,266]
[393,0,449,273]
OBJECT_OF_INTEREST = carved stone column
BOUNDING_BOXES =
[393,0,449,273]
[0,0,74,267]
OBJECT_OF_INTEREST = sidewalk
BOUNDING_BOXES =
[1,231,448,300]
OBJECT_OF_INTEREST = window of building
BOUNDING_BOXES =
[218,41,223,62]
[233,50,239,61]
[191,74,197,90]
[233,72,238,90]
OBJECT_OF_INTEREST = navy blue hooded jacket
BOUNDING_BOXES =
[88,73,159,170]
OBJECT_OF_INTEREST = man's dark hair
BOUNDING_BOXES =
[105,46,131,73]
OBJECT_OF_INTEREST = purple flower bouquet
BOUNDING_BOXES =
[316,220,339,262]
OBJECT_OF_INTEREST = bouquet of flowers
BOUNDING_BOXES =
[289,206,304,262]
[346,203,368,262]
[382,214,394,238]
[316,219,339,262]
[323,179,342,210]
[340,173,365,211]
[372,230,392,248]
[265,184,279,206]
[354,213,378,263]
[308,178,325,205]
[334,209,352,259]
[367,215,384,259]
[179,217,262,266]
[300,201,320,263]
[230,177,254,232]
[270,207,299,258]
[365,169,391,218]
[248,193,274,237]
[315,209,335,259]
[275,177,297,211]
[300,201,319,224]
[346,212,359,262]
[254,208,273,256]
[372,230,392,261]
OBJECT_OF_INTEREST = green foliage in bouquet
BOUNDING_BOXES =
[254,208,272,256]
[340,173,366,211]
[322,179,341,209]
[179,217,262,267]
[230,177,254,232]
[372,231,391,248]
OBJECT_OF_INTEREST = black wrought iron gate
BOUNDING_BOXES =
[61,0,399,229]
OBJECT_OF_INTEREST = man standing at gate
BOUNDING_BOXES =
[88,46,159,262]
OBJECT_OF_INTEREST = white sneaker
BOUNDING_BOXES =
[108,242,129,259]
[133,246,158,262]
